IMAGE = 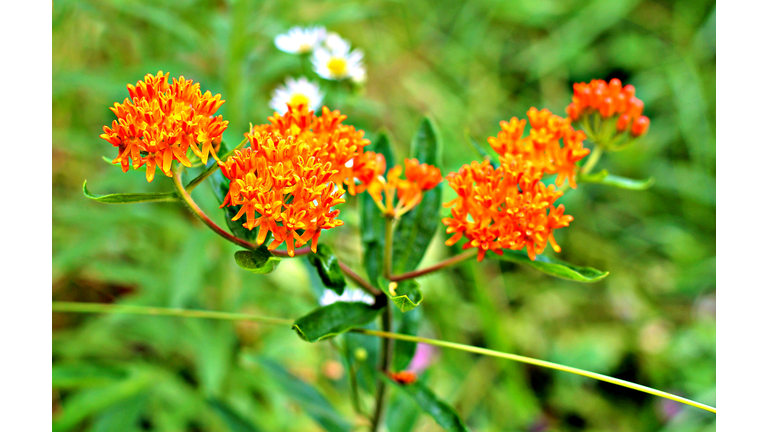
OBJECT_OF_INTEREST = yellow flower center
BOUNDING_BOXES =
[298,43,311,53]
[289,93,310,106]
[327,57,348,77]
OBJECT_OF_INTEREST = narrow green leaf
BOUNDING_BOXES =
[392,117,443,273]
[385,376,470,432]
[307,244,346,294]
[379,277,424,312]
[52,364,129,389]
[393,307,422,371]
[465,128,498,168]
[293,302,382,343]
[53,369,155,432]
[208,398,263,432]
[360,131,396,283]
[580,169,654,190]
[493,250,608,282]
[83,180,179,204]
[409,117,441,165]
[234,247,281,274]
[256,358,352,432]
[209,169,260,242]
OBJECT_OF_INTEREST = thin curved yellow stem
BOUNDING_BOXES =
[52,302,716,414]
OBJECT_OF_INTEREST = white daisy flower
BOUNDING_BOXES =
[323,32,351,55]
[269,77,324,114]
[319,288,375,306]
[312,47,366,81]
[274,26,326,54]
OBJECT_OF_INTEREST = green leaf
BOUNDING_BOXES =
[83,180,179,204]
[208,398,263,432]
[293,302,382,343]
[360,131,396,283]
[392,117,443,273]
[52,364,129,389]
[393,307,422,371]
[256,358,352,432]
[307,244,346,294]
[379,277,424,312]
[234,247,281,274]
[385,376,470,432]
[53,368,155,432]
[579,169,655,190]
[209,169,261,243]
[493,250,608,282]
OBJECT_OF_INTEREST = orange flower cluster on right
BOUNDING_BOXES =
[566,78,650,137]
[442,108,588,261]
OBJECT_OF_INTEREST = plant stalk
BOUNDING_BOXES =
[370,301,393,431]
[580,146,603,177]
[52,302,717,414]
[383,216,394,279]
[390,250,476,282]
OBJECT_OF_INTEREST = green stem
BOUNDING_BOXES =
[51,301,293,326]
[389,250,475,282]
[580,146,603,177]
[383,217,394,279]
[353,328,716,414]
[370,301,393,431]
[52,302,717,414]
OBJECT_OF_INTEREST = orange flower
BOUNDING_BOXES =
[387,371,417,385]
[566,78,650,138]
[100,71,228,182]
[488,108,590,188]
[251,104,373,193]
[219,134,345,257]
[442,156,572,261]
[368,160,442,218]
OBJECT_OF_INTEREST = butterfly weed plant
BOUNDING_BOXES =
[61,70,714,431]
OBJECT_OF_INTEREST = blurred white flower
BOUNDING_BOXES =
[312,46,365,81]
[319,288,375,306]
[269,76,324,114]
[275,26,326,54]
[323,32,351,54]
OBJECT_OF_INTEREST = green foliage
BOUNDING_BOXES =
[307,244,346,294]
[493,250,609,282]
[385,375,470,432]
[252,358,351,432]
[392,118,443,273]
[580,169,655,190]
[234,248,281,274]
[293,302,382,342]
[54,0,716,429]
[379,277,424,312]
[392,307,422,371]
[83,180,179,204]
[360,131,396,283]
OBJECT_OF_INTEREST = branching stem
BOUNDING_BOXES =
[390,250,476,282]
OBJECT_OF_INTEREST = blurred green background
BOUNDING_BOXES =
[53,0,715,431]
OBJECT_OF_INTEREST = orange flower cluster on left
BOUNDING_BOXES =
[218,103,377,256]
[100,71,228,182]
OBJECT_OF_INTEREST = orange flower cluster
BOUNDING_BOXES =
[368,158,442,218]
[218,133,346,256]
[251,104,377,193]
[488,107,590,189]
[100,71,228,182]
[443,106,586,261]
[566,78,650,137]
[443,155,572,261]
